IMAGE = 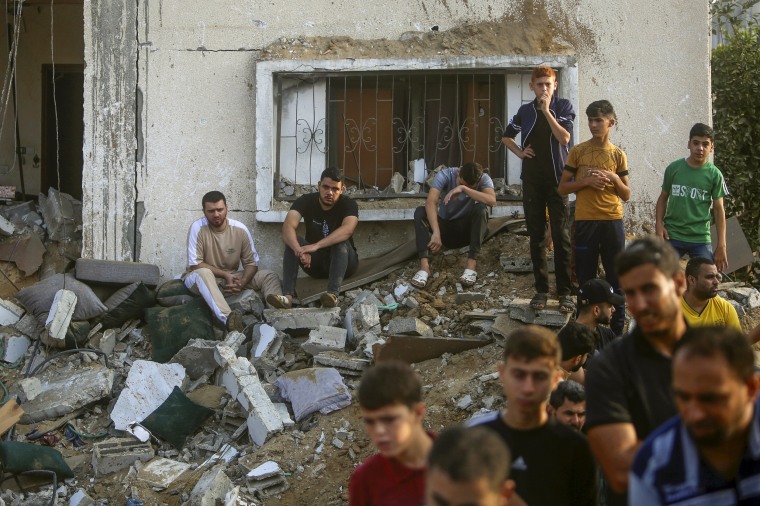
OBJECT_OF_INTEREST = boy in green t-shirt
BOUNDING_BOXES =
[655,123,728,272]
[558,100,630,335]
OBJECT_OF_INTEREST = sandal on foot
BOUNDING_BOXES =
[559,295,576,314]
[530,292,549,310]
[460,269,478,287]
[410,270,430,288]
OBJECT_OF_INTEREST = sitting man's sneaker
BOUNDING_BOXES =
[225,309,244,332]
[320,292,338,308]
[266,294,292,309]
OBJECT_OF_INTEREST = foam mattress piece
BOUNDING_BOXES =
[75,258,160,286]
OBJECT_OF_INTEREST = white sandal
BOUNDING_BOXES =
[460,269,477,287]
[410,270,430,288]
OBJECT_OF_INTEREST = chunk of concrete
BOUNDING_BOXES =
[0,299,24,326]
[508,298,570,327]
[69,490,96,506]
[15,365,115,423]
[14,313,44,339]
[110,360,187,431]
[38,188,82,242]
[386,317,433,337]
[0,331,30,363]
[247,461,289,498]
[137,457,191,490]
[344,301,380,344]
[92,438,155,476]
[0,214,15,236]
[216,345,283,446]
[45,289,77,340]
[98,328,117,355]
[727,287,760,309]
[263,307,341,331]
[313,352,370,377]
[455,283,486,304]
[302,326,347,356]
[251,324,285,372]
[190,465,234,506]
[170,339,220,380]
[273,403,295,427]
[0,233,45,276]
[74,258,160,286]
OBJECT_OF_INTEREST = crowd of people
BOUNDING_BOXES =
[175,63,758,505]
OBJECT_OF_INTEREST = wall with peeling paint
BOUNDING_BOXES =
[83,0,711,283]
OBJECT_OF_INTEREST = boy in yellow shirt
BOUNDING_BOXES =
[559,100,630,335]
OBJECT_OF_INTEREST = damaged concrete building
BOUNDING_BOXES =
[0,0,710,279]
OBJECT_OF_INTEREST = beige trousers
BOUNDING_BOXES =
[184,268,282,323]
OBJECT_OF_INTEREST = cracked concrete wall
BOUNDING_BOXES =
[84,0,710,280]
[83,0,138,261]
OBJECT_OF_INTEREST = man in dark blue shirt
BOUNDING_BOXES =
[630,326,760,505]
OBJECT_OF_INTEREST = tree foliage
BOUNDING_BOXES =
[711,28,760,253]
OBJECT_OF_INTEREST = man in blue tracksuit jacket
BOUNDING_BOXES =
[502,66,575,313]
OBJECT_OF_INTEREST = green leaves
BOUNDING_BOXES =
[712,28,760,254]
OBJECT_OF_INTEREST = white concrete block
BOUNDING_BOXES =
[137,457,191,490]
[302,325,347,356]
[1,332,30,363]
[110,360,187,431]
[69,489,95,506]
[247,461,282,480]
[45,289,77,340]
[253,324,277,358]
[274,403,294,427]
[0,299,24,326]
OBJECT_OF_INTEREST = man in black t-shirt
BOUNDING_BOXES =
[585,237,688,506]
[576,278,625,351]
[473,325,597,506]
[274,168,359,308]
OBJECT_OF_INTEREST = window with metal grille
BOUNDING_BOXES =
[275,71,512,199]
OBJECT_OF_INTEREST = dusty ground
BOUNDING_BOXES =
[2,227,759,505]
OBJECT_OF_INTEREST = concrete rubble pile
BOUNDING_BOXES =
[0,213,759,505]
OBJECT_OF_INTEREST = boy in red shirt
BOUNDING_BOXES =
[349,361,434,506]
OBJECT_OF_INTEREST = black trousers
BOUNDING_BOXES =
[523,180,572,296]
[413,204,489,260]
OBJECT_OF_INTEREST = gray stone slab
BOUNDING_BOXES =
[15,365,115,423]
[508,298,570,327]
[386,317,433,337]
[92,438,155,476]
[170,339,221,380]
[263,307,341,331]
[75,258,161,286]
[302,326,347,356]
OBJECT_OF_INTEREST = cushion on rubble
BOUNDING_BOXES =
[95,282,156,330]
[146,298,213,363]
[74,258,161,286]
[273,367,352,422]
[0,441,74,479]
[155,279,197,307]
[15,273,107,323]
[140,386,214,450]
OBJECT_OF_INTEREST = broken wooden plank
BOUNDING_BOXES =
[374,335,492,364]
[0,398,23,436]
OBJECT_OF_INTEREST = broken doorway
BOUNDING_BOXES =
[41,64,83,200]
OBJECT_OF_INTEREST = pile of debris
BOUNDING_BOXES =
[0,191,759,505]
[279,161,522,200]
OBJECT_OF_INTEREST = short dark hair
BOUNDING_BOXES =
[549,380,586,409]
[616,236,681,278]
[320,168,343,183]
[503,325,561,367]
[685,256,715,279]
[358,361,422,410]
[202,191,226,207]
[459,162,484,186]
[689,123,714,141]
[427,426,511,491]
[557,322,596,361]
[586,100,617,121]
[673,326,754,382]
